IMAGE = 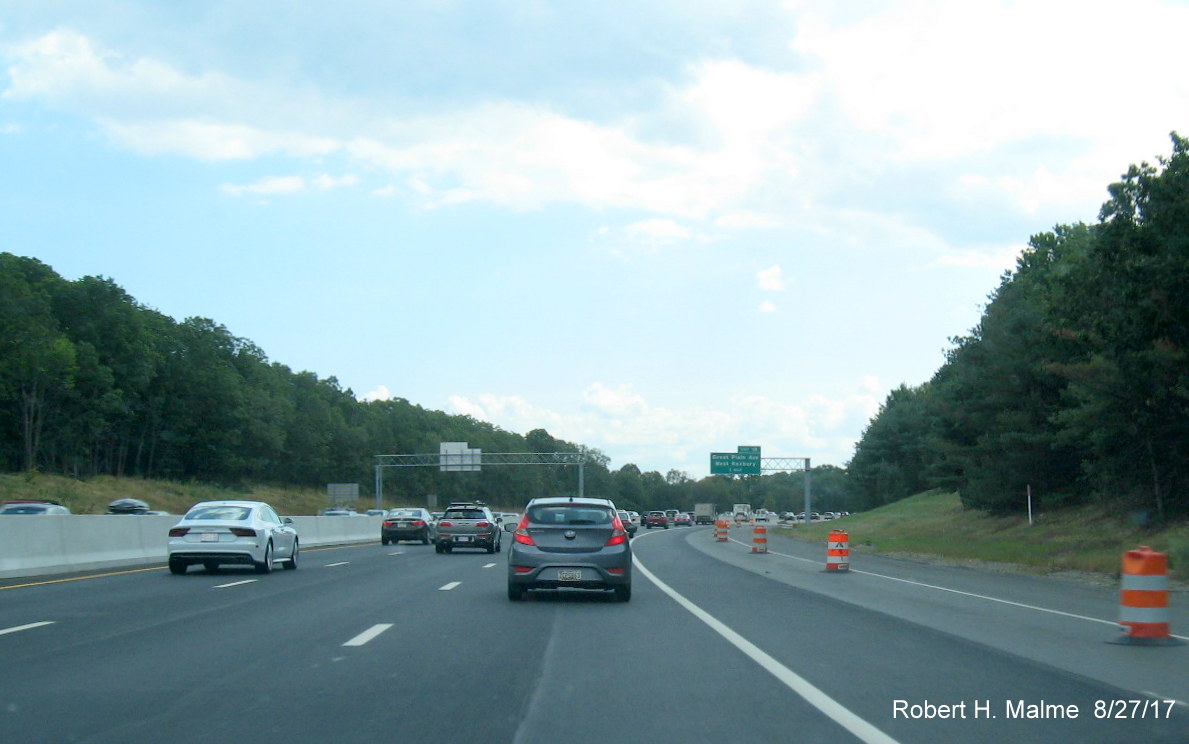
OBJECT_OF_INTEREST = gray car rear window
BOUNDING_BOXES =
[444,510,486,519]
[527,506,613,525]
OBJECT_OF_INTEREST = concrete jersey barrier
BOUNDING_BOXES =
[0,515,382,579]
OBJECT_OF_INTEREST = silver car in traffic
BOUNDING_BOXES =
[167,500,298,574]
[506,497,631,602]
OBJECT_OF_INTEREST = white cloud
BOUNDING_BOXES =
[445,378,886,474]
[311,174,359,191]
[756,265,785,291]
[621,219,692,246]
[220,173,358,197]
[759,300,778,314]
[792,0,1189,163]
[360,385,394,402]
[934,244,1024,272]
[102,119,339,161]
[10,12,1185,229]
[715,211,780,229]
[220,176,304,197]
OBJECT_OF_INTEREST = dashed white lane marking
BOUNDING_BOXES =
[213,580,258,589]
[634,554,901,744]
[324,562,351,567]
[439,582,461,591]
[0,621,55,636]
[343,624,394,647]
[482,563,497,568]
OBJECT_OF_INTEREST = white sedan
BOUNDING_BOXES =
[167,500,298,575]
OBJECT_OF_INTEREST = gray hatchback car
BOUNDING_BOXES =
[505,497,632,602]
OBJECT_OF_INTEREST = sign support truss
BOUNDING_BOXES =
[760,457,813,523]
[373,451,588,508]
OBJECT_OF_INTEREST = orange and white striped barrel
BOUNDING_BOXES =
[714,518,729,542]
[751,523,768,553]
[826,530,849,572]
[1114,545,1180,645]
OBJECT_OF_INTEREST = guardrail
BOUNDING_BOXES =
[0,515,383,579]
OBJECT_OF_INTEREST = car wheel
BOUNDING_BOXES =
[422,531,430,545]
[203,561,219,572]
[444,544,453,554]
[614,584,632,602]
[381,536,389,546]
[168,558,187,575]
[508,584,525,601]
[434,542,443,553]
[486,540,496,554]
[255,542,273,574]
[283,541,299,570]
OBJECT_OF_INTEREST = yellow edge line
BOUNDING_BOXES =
[0,566,165,590]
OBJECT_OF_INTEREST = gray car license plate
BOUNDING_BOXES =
[558,569,582,581]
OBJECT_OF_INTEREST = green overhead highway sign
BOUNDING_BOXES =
[710,446,761,475]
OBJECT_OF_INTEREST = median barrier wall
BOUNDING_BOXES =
[0,515,382,579]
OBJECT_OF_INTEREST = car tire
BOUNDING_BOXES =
[614,584,632,602]
[422,532,430,545]
[254,542,273,574]
[444,544,453,554]
[381,536,389,546]
[283,541,299,570]
[508,584,525,601]
[168,558,187,575]
[203,561,218,572]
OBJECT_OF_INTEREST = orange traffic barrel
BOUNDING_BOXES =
[751,523,768,553]
[826,530,849,572]
[1110,545,1183,646]
[714,518,729,542]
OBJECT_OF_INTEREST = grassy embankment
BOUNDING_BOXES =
[0,472,344,517]
[778,490,1188,584]
[0,472,524,516]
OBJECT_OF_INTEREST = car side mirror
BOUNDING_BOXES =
[283,517,294,524]
[503,522,517,533]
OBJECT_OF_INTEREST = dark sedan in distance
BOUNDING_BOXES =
[381,508,436,545]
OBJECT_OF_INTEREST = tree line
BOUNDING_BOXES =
[0,253,852,513]
[847,134,1189,523]
[13,137,1185,520]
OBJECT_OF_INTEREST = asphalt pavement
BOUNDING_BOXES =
[0,527,1184,744]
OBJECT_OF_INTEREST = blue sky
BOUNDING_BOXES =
[3,0,1188,477]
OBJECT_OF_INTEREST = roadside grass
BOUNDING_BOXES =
[0,472,333,517]
[0,472,525,517]
[777,490,1189,583]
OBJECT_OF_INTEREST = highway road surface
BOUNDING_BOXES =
[1,525,1185,743]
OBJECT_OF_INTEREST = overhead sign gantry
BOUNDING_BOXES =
[710,445,814,521]
[373,442,588,508]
